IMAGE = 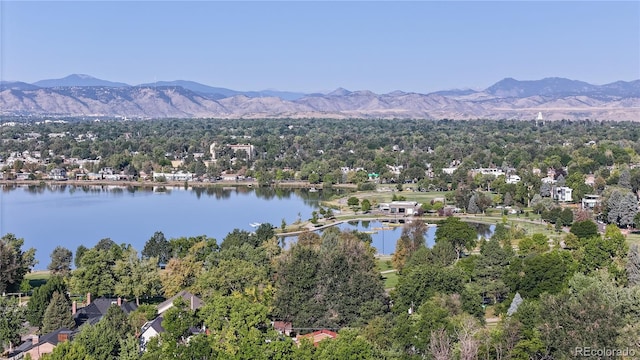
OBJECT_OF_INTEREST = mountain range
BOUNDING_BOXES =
[1,74,639,120]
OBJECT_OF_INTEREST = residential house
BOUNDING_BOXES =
[220,173,239,182]
[506,175,521,184]
[157,290,204,315]
[16,173,32,181]
[153,171,194,182]
[272,321,293,336]
[442,167,458,175]
[74,295,137,327]
[9,329,73,360]
[581,194,601,209]
[553,186,573,202]
[139,316,165,350]
[379,201,420,216]
[295,329,338,347]
[49,168,67,181]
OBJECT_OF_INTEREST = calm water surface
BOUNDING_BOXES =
[1,184,330,268]
[1,184,494,269]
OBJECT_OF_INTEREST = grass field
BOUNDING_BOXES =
[382,271,399,290]
[25,270,51,288]
[376,255,399,290]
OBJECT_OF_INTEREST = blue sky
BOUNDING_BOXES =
[1,1,638,93]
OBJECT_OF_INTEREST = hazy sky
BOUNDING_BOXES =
[1,1,638,93]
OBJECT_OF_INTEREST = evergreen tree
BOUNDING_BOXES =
[26,276,67,330]
[607,189,638,227]
[41,291,75,334]
[467,195,480,214]
[627,245,640,286]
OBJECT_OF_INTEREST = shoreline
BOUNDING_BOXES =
[0,179,357,190]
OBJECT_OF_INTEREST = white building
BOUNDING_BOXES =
[581,194,601,209]
[553,186,573,202]
[153,171,194,182]
[506,175,521,184]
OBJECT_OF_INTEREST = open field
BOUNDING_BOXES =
[25,270,51,288]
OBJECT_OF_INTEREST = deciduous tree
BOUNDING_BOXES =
[0,296,24,353]
[47,246,72,276]
[435,217,477,261]
[0,234,36,294]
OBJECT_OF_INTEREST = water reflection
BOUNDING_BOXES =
[284,220,495,256]
[4,183,350,202]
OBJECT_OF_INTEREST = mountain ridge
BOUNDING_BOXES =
[2,75,639,120]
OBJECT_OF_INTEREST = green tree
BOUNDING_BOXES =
[435,217,477,261]
[74,245,87,268]
[47,246,72,277]
[26,276,67,330]
[255,222,275,243]
[606,189,638,227]
[569,220,598,239]
[539,285,622,358]
[393,264,466,314]
[347,196,360,207]
[361,199,372,212]
[392,220,428,271]
[41,291,75,334]
[517,233,549,256]
[0,233,36,294]
[308,172,320,184]
[70,247,119,297]
[0,296,24,353]
[627,245,640,286]
[194,258,268,298]
[476,237,511,304]
[505,250,575,298]
[273,230,384,329]
[72,306,132,360]
[316,329,382,359]
[142,231,170,264]
[114,248,161,305]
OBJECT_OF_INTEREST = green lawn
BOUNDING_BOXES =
[382,271,399,290]
[376,255,399,290]
[376,256,394,271]
[626,231,640,247]
[25,270,51,288]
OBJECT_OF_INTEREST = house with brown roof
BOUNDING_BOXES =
[295,329,338,347]
[8,328,73,360]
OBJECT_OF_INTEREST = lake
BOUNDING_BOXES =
[1,184,331,268]
[1,184,494,269]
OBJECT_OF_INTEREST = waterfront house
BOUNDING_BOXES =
[49,168,67,181]
[379,201,420,216]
